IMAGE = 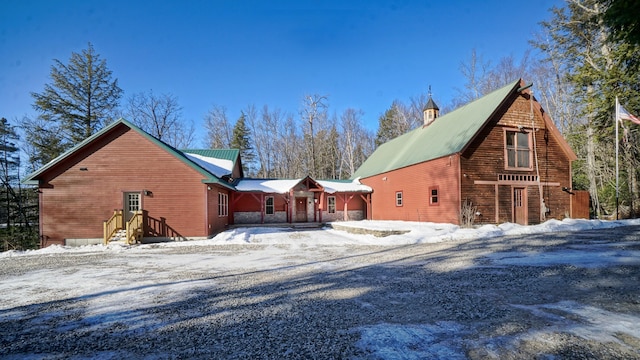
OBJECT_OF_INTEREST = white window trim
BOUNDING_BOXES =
[218,192,228,217]
[265,196,274,215]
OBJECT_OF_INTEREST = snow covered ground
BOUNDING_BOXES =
[1,218,640,359]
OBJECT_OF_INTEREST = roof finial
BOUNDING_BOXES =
[428,85,432,98]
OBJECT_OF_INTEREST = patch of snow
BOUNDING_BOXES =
[316,179,372,193]
[235,178,372,193]
[514,301,640,344]
[183,152,234,177]
[487,249,640,268]
[235,179,302,193]
[2,218,639,259]
[355,322,469,360]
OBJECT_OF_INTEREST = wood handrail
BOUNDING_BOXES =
[125,211,144,245]
[103,210,123,245]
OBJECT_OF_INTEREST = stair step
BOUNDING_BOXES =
[109,229,127,242]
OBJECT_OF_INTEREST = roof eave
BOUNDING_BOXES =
[22,119,128,184]
[459,79,522,155]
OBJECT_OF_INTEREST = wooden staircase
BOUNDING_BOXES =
[103,210,144,245]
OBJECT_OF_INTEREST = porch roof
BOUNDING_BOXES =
[235,178,372,194]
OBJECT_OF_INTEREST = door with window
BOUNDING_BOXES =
[513,187,527,225]
[124,192,142,223]
[295,197,307,222]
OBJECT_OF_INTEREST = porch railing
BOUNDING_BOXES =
[126,210,144,245]
[103,210,123,245]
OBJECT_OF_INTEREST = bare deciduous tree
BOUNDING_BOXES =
[204,105,232,149]
[301,94,329,177]
[122,90,194,148]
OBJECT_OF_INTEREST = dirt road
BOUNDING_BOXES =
[1,226,640,359]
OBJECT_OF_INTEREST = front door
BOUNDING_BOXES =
[124,192,142,223]
[513,187,527,225]
[295,197,307,222]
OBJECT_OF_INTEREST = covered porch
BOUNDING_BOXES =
[230,176,372,226]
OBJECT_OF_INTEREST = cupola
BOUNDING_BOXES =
[423,86,439,126]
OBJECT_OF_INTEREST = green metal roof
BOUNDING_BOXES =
[181,149,239,162]
[22,118,235,189]
[352,79,520,179]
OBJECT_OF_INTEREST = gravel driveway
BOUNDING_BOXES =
[1,226,640,359]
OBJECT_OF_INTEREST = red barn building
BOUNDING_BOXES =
[352,79,578,225]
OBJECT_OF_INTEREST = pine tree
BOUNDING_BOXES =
[20,116,66,169]
[0,118,37,251]
[535,0,640,217]
[230,112,255,175]
[375,102,409,147]
[27,43,122,164]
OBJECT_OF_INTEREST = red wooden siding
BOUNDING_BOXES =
[207,185,230,236]
[460,93,573,224]
[361,155,461,223]
[38,125,210,246]
[233,193,288,212]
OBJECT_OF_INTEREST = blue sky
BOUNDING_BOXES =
[1,0,561,145]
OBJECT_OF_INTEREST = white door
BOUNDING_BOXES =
[124,192,141,223]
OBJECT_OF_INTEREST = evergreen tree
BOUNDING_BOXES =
[535,0,640,217]
[27,43,122,164]
[0,118,20,224]
[20,116,66,169]
[601,0,640,45]
[375,102,408,147]
[230,112,255,175]
[0,118,37,251]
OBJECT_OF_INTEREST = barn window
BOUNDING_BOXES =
[218,192,228,217]
[396,191,403,206]
[429,186,439,205]
[505,130,532,169]
[265,196,274,215]
[328,196,336,213]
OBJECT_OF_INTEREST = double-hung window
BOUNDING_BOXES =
[265,196,274,215]
[396,191,403,206]
[328,196,336,214]
[218,192,228,217]
[505,130,532,170]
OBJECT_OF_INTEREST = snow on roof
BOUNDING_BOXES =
[235,178,372,193]
[235,179,302,193]
[183,153,234,178]
[317,179,372,193]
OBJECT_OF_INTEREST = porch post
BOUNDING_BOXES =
[260,193,265,224]
[229,191,235,225]
[319,192,324,223]
[289,189,294,223]
[342,194,348,221]
[495,184,499,223]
